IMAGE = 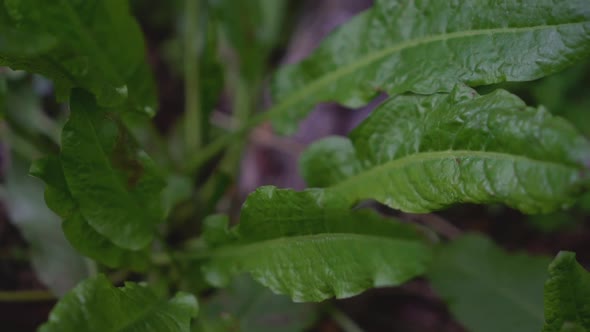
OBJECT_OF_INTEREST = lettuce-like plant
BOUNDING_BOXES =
[1,0,589,331]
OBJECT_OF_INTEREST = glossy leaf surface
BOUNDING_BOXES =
[301,87,590,214]
[271,0,590,133]
[202,187,431,302]
[543,252,590,332]
[429,234,550,332]
[0,0,157,114]
[39,274,198,332]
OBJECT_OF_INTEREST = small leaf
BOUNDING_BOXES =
[271,0,590,133]
[0,0,157,114]
[30,156,149,269]
[543,252,590,332]
[301,87,590,214]
[196,275,317,332]
[429,234,550,332]
[202,186,431,302]
[58,90,164,250]
[39,274,198,332]
[299,136,361,188]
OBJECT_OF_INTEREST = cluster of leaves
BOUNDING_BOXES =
[1,0,590,331]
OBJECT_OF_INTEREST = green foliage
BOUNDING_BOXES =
[429,234,550,332]
[0,0,157,114]
[59,90,164,249]
[301,86,590,214]
[1,0,590,330]
[39,274,198,332]
[201,187,431,302]
[271,0,590,134]
[209,0,286,82]
[30,156,150,269]
[196,275,316,332]
[543,252,590,332]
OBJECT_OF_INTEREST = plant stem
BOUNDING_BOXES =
[329,307,365,332]
[184,110,268,174]
[0,290,55,302]
[184,0,202,153]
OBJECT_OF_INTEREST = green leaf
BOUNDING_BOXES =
[196,275,316,332]
[271,0,590,134]
[30,156,149,269]
[543,252,590,332]
[39,274,198,332]
[0,153,89,296]
[54,90,164,250]
[300,87,590,214]
[429,234,550,332]
[210,0,287,81]
[202,186,431,302]
[0,0,157,114]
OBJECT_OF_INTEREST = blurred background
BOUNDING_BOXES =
[1,0,589,331]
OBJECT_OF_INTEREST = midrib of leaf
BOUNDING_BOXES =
[187,21,590,172]
[332,150,579,197]
[449,258,545,322]
[208,233,422,258]
[272,21,588,116]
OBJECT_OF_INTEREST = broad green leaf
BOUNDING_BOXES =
[195,275,316,332]
[57,90,164,250]
[30,156,149,269]
[39,274,198,332]
[543,252,590,332]
[300,87,590,214]
[271,0,590,134]
[202,186,431,302]
[429,234,550,332]
[0,0,157,114]
[0,152,89,296]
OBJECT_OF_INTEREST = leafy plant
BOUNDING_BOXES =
[1,0,589,331]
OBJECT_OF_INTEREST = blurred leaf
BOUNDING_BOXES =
[39,274,198,332]
[0,152,89,296]
[195,275,316,332]
[161,174,193,219]
[301,87,590,214]
[210,0,287,81]
[0,74,7,118]
[202,187,431,302]
[429,234,550,332]
[2,77,60,145]
[528,212,578,234]
[532,62,590,138]
[30,156,150,269]
[271,0,590,134]
[0,0,157,115]
[543,252,590,332]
